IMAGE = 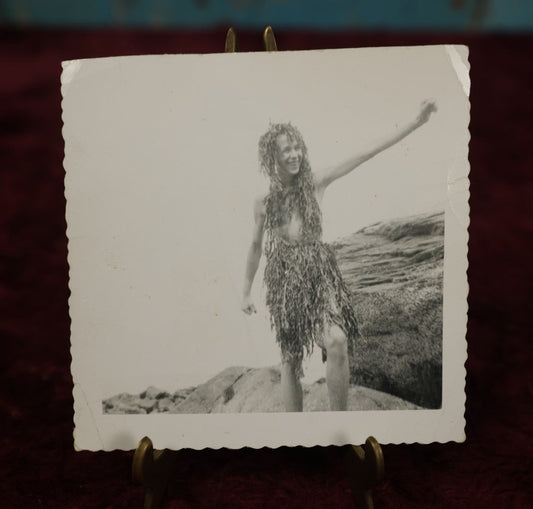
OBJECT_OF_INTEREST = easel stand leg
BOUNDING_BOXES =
[132,437,178,509]
[344,437,385,509]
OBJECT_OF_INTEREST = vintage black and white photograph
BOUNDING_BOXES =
[63,45,469,450]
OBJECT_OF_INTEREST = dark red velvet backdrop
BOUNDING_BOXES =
[1,29,531,508]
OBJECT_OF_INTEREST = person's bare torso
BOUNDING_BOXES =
[267,181,325,243]
[271,208,303,242]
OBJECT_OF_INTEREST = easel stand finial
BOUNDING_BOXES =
[131,28,384,509]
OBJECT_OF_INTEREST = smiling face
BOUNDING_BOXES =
[275,134,303,180]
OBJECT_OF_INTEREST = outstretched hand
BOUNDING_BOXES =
[417,99,437,125]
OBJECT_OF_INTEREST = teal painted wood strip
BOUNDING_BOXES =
[1,0,532,31]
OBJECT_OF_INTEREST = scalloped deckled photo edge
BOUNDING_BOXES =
[63,45,469,451]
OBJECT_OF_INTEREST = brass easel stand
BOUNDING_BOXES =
[133,435,384,509]
[132,26,384,508]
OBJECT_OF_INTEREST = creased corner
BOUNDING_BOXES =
[445,45,470,97]
[61,60,82,93]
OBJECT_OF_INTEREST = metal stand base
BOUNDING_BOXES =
[132,435,384,509]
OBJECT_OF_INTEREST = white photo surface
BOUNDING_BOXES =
[63,45,470,451]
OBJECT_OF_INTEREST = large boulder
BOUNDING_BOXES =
[333,211,444,408]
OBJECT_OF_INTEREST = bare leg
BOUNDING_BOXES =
[280,361,303,412]
[324,324,349,411]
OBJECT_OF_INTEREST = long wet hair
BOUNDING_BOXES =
[258,123,322,241]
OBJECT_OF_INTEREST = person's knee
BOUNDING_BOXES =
[324,325,348,356]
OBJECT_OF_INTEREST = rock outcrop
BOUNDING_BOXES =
[103,365,420,414]
[333,211,444,408]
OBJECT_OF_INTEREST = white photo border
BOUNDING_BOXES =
[64,45,469,450]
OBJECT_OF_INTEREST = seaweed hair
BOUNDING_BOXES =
[258,123,322,240]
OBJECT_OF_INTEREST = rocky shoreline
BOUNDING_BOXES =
[104,211,444,413]
[103,365,421,414]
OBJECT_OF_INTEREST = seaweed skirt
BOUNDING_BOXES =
[264,235,360,378]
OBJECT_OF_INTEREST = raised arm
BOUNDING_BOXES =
[241,196,266,315]
[316,100,437,190]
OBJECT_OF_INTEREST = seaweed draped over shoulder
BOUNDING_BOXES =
[263,183,360,378]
